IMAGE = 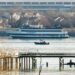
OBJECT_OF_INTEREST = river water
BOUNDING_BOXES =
[0,37,75,74]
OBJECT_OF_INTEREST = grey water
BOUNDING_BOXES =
[0,37,75,75]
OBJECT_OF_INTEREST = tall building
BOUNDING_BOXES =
[0,0,75,11]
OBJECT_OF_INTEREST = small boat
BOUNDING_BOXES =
[34,40,49,45]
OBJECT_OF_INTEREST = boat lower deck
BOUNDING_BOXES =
[10,35,69,39]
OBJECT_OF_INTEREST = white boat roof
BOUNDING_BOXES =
[0,0,75,2]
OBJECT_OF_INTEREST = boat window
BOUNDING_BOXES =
[21,29,61,32]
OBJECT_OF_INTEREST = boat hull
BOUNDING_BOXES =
[10,35,69,39]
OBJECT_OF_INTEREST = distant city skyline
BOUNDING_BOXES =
[0,0,74,11]
[0,0,75,2]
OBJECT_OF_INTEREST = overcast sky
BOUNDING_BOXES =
[0,0,75,2]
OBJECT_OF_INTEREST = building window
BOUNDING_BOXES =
[40,2,47,4]
[7,2,14,5]
[0,2,6,4]
[32,2,39,4]
[72,2,75,5]
[48,2,55,4]
[56,2,63,4]
[24,2,30,4]
[16,2,23,4]
[64,2,71,4]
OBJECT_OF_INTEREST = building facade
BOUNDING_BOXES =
[0,0,75,11]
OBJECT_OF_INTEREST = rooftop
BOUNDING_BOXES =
[0,0,75,2]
